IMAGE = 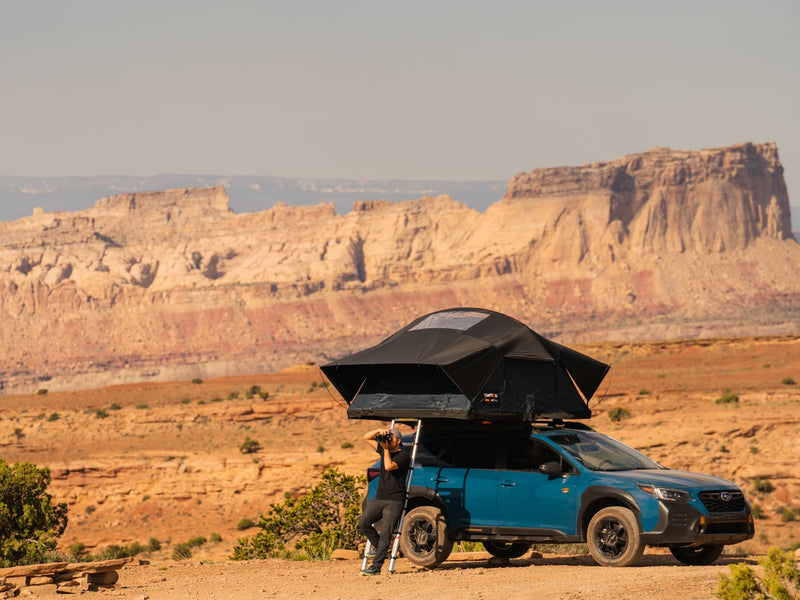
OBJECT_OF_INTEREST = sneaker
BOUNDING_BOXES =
[360,565,381,576]
[365,549,377,559]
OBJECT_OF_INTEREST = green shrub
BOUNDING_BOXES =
[780,508,797,523]
[210,533,222,543]
[716,392,739,404]
[135,404,149,410]
[47,413,60,422]
[237,518,256,531]
[608,407,632,422]
[94,409,109,419]
[187,536,207,548]
[13,428,24,440]
[239,437,261,454]
[782,377,796,385]
[36,389,48,395]
[316,444,325,453]
[148,538,161,552]
[717,547,799,599]
[638,389,651,396]
[753,478,775,494]
[0,460,68,567]
[191,378,203,384]
[68,542,86,558]
[340,442,354,449]
[751,503,766,520]
[231,468,365,561]
[85,505,96,514]
[228,392,239,400]
[181,398,191,404]
[109,403,121,411]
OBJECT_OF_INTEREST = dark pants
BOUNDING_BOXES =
[358,498,403,569]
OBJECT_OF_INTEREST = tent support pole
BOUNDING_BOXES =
[388,418,422,574]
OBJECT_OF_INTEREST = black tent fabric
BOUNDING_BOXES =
[321,308,610,422]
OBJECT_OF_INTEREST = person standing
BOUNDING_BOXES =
[358,427,410,575]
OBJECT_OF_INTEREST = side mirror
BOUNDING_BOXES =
[539,461,562,476]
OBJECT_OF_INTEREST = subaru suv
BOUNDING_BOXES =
[365,421,754,568]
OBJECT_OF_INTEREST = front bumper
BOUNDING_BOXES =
[640,500,755,546]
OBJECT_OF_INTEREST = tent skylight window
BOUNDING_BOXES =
[409,311,489,332]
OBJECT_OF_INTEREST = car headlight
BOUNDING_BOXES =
[637,483,691,502]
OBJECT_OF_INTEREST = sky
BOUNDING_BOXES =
[1,1,798,203]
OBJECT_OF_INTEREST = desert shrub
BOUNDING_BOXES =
[94,409,109,419]
[187,536,207,548]
[782,377,797,385]
[239,437,261,454]
[228,391,239,400]
[191,378,203,384]
[13,428,24,440]
[751,503,766,520]
[231,468,365,561]
[135,403,149,410]
[47,412,60,422]
[608,407,632,422]
[316,444,325,453]
[181,398,191,404]
[36,389,48,395]
[210,533,223,543]
[780,508,797,523]
[109,403,121,411]
[95,541,148,560]
[237,518,256,531]
[85,505,96,514]
[340,441,354,449]
[172,543,193,561]
[247,385,262,398]
[717,546,799,599]
[68,542,86,558]
[638,389,651,396]
[148,538,161,552]
[0,460,68,567]
[716,392,739,404]
[753,478,775,494]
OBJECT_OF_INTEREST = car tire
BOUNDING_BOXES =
[586,506,644,567]
[400,505,454,569]
[669,544,724,565]
[482,541,531,559]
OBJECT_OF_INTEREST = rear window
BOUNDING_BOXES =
[417,435,503,469]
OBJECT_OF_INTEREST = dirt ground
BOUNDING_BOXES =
[100,550,760,600]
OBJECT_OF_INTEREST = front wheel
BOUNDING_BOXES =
[586,506,644,567]
[669,544,724,565]
[400,506,454,569]
[482,541,531,559]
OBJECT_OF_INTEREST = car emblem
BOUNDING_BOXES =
[720,492,732,501]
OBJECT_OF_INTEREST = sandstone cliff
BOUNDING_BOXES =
[1,142,798,392]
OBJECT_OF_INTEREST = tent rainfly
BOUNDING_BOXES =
[321,307,610,422]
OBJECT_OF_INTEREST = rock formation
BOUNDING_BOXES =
[1,142,798,393]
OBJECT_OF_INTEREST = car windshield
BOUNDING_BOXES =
[546,430,663,471]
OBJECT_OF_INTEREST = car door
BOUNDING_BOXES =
[427,436,501,529]
[495,437,580,535]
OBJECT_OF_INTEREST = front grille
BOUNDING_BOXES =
[699,490,746,513]
[706,522,749,535]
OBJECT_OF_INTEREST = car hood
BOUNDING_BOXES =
[602,469,740,491]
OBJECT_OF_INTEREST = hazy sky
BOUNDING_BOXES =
[1,1,798,200]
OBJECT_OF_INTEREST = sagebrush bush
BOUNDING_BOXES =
[239,437,261,454]
[231,468,365,561]
[717,547,799,599]
[608,407,632,422]
[716,392,739,405]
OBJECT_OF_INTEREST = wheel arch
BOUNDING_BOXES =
[407,486,447,514]
[578,487,641,541]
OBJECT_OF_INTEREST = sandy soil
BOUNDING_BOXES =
[100,551,757,600]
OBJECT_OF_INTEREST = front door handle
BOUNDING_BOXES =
[434,477,449,484]
[499,480,516,487]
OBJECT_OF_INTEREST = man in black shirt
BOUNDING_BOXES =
[358,426,411,575]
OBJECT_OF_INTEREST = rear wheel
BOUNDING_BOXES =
[400,506,454,569]
[586,506,644,567]
[669,544,724,565]
[482,541,531,559]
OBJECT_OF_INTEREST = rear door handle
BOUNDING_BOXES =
[499,480,516,487]
[434,477,449,483]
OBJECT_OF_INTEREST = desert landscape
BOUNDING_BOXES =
[1,335,798,598]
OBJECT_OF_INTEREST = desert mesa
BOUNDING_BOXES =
[1,141,798,394]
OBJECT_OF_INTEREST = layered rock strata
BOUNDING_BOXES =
[1,142,797,392]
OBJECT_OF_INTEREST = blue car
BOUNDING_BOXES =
[366,421,754,568]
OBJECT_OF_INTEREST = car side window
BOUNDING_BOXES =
[505,438,568,472]
[419,436,502,469]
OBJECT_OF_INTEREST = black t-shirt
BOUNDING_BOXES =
[375,446,411,501]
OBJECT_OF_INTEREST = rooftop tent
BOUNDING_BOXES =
[321,308,610,422]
